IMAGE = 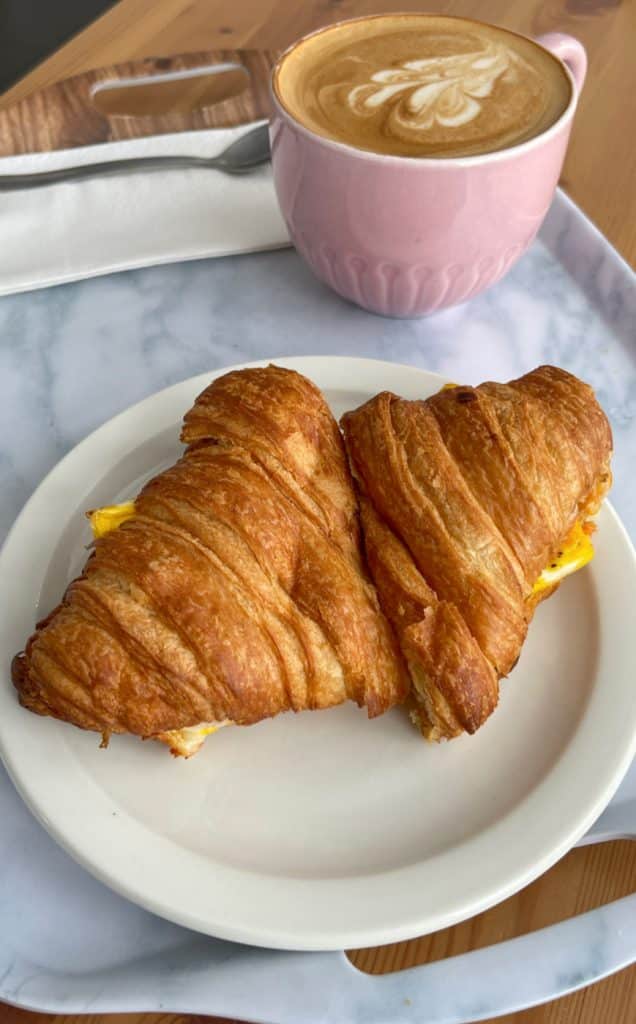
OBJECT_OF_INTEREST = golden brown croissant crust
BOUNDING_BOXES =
[341,366,612,741]
[13,366,408,748]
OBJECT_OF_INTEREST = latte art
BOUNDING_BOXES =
[274,15,572,159]
[345,40,517,139]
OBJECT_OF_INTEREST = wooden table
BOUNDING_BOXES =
[1,3,634,1024]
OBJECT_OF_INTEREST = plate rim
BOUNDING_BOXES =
[1,355,636,951]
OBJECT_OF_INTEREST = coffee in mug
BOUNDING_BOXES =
[275,15,572,159]
[270,15,586,317]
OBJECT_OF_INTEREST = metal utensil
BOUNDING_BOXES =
[0,122,271,191]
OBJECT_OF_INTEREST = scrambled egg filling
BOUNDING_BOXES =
[88,501,136,538]
[532,520,595,595]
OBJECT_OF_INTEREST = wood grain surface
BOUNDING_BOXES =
[0,2,634,1024]
[0,49,276,156]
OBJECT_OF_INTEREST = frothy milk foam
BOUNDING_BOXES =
[275,15,572,158]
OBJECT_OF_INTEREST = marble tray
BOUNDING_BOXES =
[0,189,635,1023]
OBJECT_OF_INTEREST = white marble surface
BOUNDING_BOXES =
[0,190,635,1021]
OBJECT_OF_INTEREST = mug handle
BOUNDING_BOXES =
[536,32,588,93]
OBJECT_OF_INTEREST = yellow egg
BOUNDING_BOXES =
[87,501,136,539]
[533,521,595,594]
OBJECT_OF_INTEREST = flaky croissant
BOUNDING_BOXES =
[341,366,613,741]
[13,366,407,755]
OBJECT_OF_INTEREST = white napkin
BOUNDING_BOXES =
[0,122,290,296]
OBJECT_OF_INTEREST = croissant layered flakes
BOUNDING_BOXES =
[341,366,612,742]
[12,366,408,756]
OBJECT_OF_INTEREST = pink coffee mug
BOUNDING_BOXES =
[269,20,587,318]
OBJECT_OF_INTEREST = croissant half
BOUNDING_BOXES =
[341,366,613,741]
[12,366,408,755]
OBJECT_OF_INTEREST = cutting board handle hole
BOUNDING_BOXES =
[90,63,251,118]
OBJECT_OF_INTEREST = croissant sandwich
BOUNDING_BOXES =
[341,366,613,741]
[12,363,612,754]
[12,366,408,756]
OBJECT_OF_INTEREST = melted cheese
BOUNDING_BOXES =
[158,721,231,757]
[532,520,595,595]
[88,501,136,538]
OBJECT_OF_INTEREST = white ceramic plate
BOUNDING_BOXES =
[1,356,635,952]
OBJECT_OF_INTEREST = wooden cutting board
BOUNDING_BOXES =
[0,48,277,157]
